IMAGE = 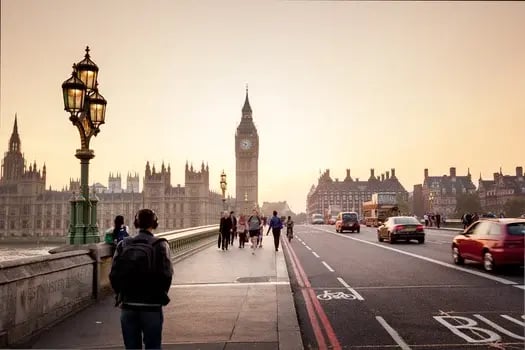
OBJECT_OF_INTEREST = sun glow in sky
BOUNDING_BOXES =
[1,0,524,213]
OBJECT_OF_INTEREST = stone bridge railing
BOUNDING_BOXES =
[0,225,219,348]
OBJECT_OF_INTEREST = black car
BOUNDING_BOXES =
[377,216,425,244]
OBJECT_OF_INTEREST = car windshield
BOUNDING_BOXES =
[313,214,323,219]
[342,213,357,220]
[507,223,525,235]
[393,217,419,225]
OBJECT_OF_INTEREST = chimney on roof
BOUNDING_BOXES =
[370,168,375,178]
[493,172,499,180]
[391,168,396,178]
[381,174,385,181]
[346,169,350,178]
[516,166,523,177]
[450,167,456,177]
[424,168,428,178]
[386,171,390,179]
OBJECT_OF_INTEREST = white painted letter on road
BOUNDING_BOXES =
[434,316,501,343]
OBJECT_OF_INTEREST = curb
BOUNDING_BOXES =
[277,237,304,350]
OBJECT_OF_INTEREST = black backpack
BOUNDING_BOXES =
[110,235,167,295]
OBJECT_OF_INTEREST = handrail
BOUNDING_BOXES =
[154,224,219,254]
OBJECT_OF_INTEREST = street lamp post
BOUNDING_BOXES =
[61,46,107,244]
[244,191,248,214]
[429,191,435,213]
[220,170,227,211]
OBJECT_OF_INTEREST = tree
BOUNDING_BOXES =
[503,198,525,218]
[294,212,308,224]
[455,192,481,216]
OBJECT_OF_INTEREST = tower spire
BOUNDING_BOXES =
[242,84,252,115]
[13,113,18,134]
[9,114,21,153]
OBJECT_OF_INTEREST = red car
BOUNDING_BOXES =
[452,219,525,272]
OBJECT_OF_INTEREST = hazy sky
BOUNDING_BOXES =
[1,0,524,213]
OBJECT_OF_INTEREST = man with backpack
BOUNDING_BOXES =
[109,209,173,350]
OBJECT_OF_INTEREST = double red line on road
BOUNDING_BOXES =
[282,237,342,350]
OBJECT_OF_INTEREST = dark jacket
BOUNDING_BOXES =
[220,216,233,234]
[231,215,237,231]
[110,230,173,308]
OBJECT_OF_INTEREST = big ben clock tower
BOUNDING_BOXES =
[235,86,259,213]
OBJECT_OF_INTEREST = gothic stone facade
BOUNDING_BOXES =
[0,117,224,240]
[306,168,408,218]
[478,167,525,214]
[417,167,477,217]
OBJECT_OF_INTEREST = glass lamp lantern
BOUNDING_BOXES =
[76,46,99,91]
[220,171,227,191]
[62,67,87,114]
[88,89,107,128]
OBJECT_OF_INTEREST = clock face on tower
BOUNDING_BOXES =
[239,139,252,150]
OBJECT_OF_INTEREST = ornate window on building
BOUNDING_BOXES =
[10,221,15,230]
[22,220,28,229]
[46,220,51,229]
[0,220,4,229]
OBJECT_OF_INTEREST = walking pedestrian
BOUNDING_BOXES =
[219,211,232,251]
[266,210,283,252]
[105,215,130,254]
[286,215,294,242]
[247,209,262,255]
[229,211,237,245]
[237,214,247,248]
[109,209,173,350]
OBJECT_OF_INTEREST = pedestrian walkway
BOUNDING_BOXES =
[30,235,303,349]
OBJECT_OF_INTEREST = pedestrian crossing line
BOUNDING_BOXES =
[322,261,335,272]
[305,245,312,251]
[312,252,320,258]
[337,277,365,300]
[376,316,411,350]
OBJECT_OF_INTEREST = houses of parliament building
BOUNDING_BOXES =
[0,117,227,241]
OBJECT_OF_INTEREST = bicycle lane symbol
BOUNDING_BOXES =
[317,290,358,301]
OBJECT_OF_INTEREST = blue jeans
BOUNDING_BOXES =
[120,308,163,349]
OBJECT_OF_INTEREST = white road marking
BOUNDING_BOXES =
[501,314,525,327]
[305,245,312,251]
[322,261,335,272]
[302,241,306,246]
[171,281,290,288]
[474,314,525,340]
[376,316,411,350]
[315,227,520,287]
[312,252,320,258]
[337,277,365,300]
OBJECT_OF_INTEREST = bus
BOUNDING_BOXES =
[310,213,324,225]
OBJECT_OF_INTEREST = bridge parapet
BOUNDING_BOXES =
[0,225,218,348]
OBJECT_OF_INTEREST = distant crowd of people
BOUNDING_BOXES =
[422,213,444,228]
[219,209,295,254]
